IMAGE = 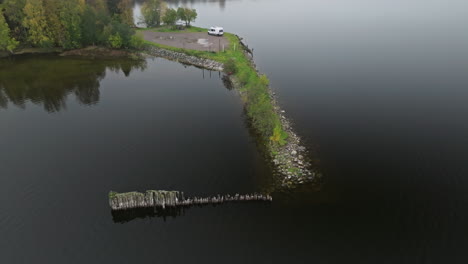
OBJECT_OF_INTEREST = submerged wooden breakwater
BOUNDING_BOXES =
[109,190,272,211]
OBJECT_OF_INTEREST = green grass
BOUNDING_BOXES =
[109,191,118,199]
[138,27,289,148]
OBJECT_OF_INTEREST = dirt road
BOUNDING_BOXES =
[142,31,230,52]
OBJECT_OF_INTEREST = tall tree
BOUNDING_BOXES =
[106,0,121,16]
[80,6,99,46]
[0,10,18,52]
[22,0,50,46]
[141,0,166,27]
[162,8,177,27]
[2,0,27,41]
[44,0,66,46]
[117,0,134,26]
[59,0,85,49]
[177,7,197,27]
[82,0,111,45]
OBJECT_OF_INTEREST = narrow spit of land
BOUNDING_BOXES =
[137,26,320,188]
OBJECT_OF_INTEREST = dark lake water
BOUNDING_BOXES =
[2,0,468,263]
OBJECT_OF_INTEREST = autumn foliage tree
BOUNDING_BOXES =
[22,0,50,46]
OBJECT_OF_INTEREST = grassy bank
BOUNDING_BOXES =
[138,27,289,149]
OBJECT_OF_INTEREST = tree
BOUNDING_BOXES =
[162,8,177,27]
[106,0,121,16]
[0,11,19,52]
[177,7,197,26]
[2,0,27,42]
[108,33,122,48]
[140,0,167,27]
[44,0,66,46]
[117,0,134,26]
[22,0,51,47]
[87,0,108,14]
[103,18,134,48]
[80,6,98,46]
[81,0,111,46]
[59,0,85,49]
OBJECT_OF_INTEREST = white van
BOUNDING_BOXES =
[208,27,224,36]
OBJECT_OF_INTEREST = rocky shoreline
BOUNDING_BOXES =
[228,76,318,187]
[268,90,319,186]
[143,46,224,71]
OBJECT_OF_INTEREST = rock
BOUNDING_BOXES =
[291,150,297,156]
[144,46,224,71]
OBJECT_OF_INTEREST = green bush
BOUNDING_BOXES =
[224,58,237,74]
[108,33,123,48]
[130,35,144,49]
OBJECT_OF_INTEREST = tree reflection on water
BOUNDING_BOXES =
[0,55,147,112]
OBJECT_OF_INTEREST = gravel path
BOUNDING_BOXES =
[142,31,230,52]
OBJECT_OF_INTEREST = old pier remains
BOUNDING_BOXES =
[109,190,272,211]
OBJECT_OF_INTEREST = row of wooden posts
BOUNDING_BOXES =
[109,190,272,211]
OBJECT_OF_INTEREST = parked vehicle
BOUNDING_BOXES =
[208,27,224,36]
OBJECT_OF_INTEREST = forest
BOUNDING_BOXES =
[0,0,139,51]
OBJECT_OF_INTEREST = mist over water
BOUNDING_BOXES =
[2,0,468,263]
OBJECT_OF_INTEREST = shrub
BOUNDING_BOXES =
[108,33,123,48]
[130,34,144,49]
[270,123,288,145]
[224,58,237,74]
[259,74,270,86]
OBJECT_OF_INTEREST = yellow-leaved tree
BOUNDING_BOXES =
[22,0,50,47]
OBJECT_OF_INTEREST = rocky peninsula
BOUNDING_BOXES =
[140,29,320,188]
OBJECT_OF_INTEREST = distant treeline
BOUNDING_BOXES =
[0,0,140,52]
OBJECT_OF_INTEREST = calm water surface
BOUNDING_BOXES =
[2,0,468,263]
